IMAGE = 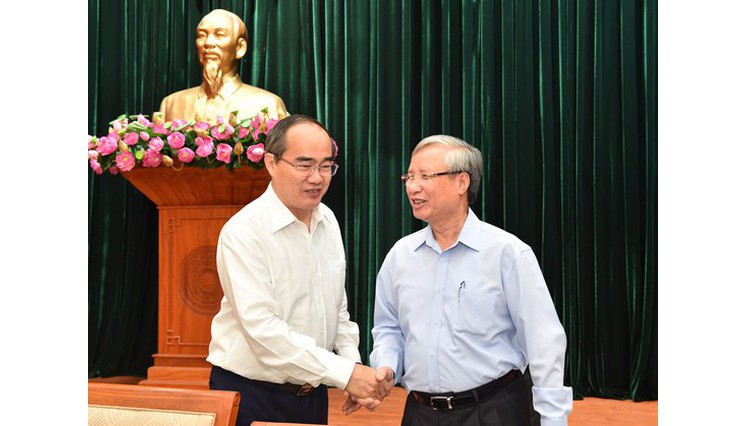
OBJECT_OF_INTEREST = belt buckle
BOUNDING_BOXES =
[430,395,453,410]
[296,383,314,397]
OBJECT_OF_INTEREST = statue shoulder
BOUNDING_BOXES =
[235,84,289,118]
[162,86,201,104]
[235,84,282,102]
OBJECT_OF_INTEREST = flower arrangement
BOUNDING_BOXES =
[87,108,280,175]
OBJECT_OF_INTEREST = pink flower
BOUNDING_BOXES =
[251,115,263,130]
[142,149,163,167]
[107,131,120,142]
[124,132,139,146]
[89,158,103,175]
[193,121,210,137]
[148,137,164,152]
[139,131,150,142]
[245,143,265,163]
[137,114,152,127]
[195,136,212,146]
[176,148,195,163]
[172,118,187,129]
[238,125,251,139]
[112,121,123,132]
[108,166,119,175]
[153,124,170,135]
[115,151,136,172]
[88,135,96,149]
[210,124,235,140]
[266,118,279,134]
[96,136,118,156]
[216,143,233,163]
[177,148,196,163]
[215,115,225,125]
[196,139,214,157]
[167,132,186,149]
[88,150,99,160]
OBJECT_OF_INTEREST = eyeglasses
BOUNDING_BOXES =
[275,156,339,177]
[401,171,463,185]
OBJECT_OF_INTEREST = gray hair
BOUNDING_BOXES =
[412,135,483,205]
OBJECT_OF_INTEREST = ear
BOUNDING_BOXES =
[235,37,248,60]
[264,153,277,177]
[457,172,470,196]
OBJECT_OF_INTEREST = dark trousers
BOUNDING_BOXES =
[401,372,534,426]
[209,365,328,426]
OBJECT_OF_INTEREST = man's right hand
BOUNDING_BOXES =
[342,365,396,414]
[345,364,386,401]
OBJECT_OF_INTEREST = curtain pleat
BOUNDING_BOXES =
[88,0,657,401]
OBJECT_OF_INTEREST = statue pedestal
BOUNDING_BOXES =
[121,165,270,389]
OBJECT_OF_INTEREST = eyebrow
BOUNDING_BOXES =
[293,156,335,163]
[197,26,230,33]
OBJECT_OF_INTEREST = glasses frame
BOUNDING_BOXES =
[401,170,464,185]
[274,155,340,177]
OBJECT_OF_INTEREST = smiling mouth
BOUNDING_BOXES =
[411,199,426,205]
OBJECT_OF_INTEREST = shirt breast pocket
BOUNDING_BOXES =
[454,287,496,337]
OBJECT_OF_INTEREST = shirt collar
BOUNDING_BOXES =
[414,208,481,253]
[265,183,326,234]
[197,73,242,101]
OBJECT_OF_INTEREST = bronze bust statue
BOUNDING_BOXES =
[159,9,289,124]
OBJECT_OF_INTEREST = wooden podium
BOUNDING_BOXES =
[122,165,270,389]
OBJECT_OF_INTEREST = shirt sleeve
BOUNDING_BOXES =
[216,226,356,389]
[369,250,405,383]
[503,248,573,425]
[333,275,363,364]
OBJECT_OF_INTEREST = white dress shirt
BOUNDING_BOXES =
[207,183,361,389]
[370,209,573,425]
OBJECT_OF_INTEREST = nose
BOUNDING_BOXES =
[405,178,422,190]
[306,168,325,183]
[406,180,421,195]
[205,33,217,47]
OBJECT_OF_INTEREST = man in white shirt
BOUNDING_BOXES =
[369,135,573,425]
[208,114,392,425]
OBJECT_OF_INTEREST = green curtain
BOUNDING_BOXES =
[88,0,657,401]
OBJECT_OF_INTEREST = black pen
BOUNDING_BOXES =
[457,281,465,302]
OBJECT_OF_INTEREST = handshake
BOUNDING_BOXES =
[342,364,395,415]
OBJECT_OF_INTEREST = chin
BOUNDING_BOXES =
[411,210,428,222]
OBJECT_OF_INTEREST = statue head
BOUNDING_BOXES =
[196,9,248,96]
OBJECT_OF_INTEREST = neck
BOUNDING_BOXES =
[203,68,241,98]
[289,209,312,232]
[431,208,469,251]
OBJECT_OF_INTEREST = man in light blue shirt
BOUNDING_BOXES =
[369,135,573,425]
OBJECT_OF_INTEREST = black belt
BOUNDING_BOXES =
[250,378,317,397]
[411,370,522,410]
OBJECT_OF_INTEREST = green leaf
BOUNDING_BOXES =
[128,122,148,132]
[109,114,127,124]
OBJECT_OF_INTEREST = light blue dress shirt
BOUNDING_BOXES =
[370,209,573,425]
